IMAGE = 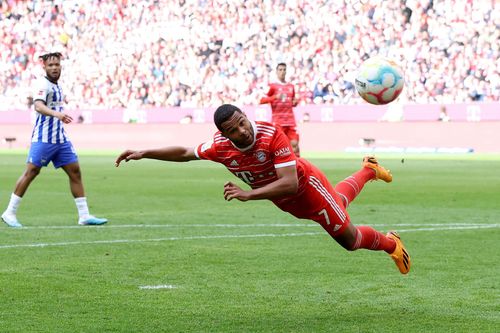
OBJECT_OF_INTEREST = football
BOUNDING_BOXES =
[355,57,405,105]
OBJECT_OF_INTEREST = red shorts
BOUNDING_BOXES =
[273,163,350,238]
[276,125,299,142]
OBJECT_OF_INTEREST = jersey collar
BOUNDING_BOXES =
[45,76,58,85]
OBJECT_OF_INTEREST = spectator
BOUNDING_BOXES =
[0,0,498,110]
[438,106,450,122]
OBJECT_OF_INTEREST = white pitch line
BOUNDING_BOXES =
[396,224,500,232]
[0,232,323,249]
[18,222,493,230]
[20,224,316,229]
[139,284,177,290]
[0,224,498,250]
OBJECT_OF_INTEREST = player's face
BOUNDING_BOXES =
[220,112,254,148]
[276,65,286,81]
[44,57,61,81]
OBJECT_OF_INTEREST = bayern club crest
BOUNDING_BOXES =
[255,150,267,162]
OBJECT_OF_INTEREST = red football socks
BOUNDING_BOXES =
[334,168,375,208]
[351,226,396,253]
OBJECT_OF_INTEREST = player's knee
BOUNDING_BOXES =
[71,169,82,181]
[334,226,358,251]
[341,240,359,251]
[26,167,41,178]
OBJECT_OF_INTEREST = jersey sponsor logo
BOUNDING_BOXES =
[200,140,214,152]
[234,171,254,184]
[230,160,239,167]
[274,147,291,157]
[255,150,267,162]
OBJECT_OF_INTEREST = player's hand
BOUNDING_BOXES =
[223,181,250,202]
[58,113,73,124]
[115,150,143,167]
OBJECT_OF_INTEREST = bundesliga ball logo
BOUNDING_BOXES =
[355,57,405,105]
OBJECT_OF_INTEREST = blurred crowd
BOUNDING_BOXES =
[0,0,498,110]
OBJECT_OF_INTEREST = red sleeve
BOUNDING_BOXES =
[270,127,297,167]
[195,139,219,162]
[259,85,275,104]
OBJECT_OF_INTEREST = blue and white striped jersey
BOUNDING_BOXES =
[31,77,68,144]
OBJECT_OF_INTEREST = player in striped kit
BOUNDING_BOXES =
[1,52,107,227]
[115,104,410,274]
[260,63,300,156]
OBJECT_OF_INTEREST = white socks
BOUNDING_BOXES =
[75,197,90,220]
[4,195,95,222]
[4,193,22,216]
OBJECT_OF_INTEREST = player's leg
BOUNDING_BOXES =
[1,163,41,228]
[335,222,396,253]
[304,184,396,254]
[61,161,85,197]
[335,223,411,274]
[307,166,410,274]
[60,162,107,225]
[12,163,42,197]
[334,156,392,208]
[57,142,107,225]
[1,142,52,227]
[316,206,410,274]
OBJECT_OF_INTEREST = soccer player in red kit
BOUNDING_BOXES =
[115,104,411,274]
[260,63,300,156]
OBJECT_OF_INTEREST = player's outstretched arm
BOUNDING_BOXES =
[115,147,197,167]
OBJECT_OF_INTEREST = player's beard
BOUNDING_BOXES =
[47,71,61,82]
[235,130,254,148]
[241,134,253,147]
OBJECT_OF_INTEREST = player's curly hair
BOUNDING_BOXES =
[214,104,242,131]
[39,52,62,62]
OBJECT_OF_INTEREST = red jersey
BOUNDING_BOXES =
[195,121,309,202]
[195,121,349,237]
[262,82,297,127]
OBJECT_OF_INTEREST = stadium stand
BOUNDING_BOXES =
[0,0,498,110]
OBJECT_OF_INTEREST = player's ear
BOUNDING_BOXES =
[219,129,229,139]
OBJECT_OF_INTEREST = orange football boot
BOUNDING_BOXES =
[362,156,393,183]
[387,231,411,274]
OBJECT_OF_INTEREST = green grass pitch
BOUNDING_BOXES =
[0,152,499,332]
